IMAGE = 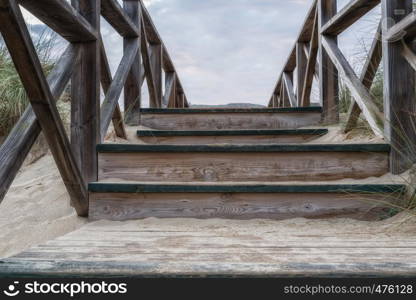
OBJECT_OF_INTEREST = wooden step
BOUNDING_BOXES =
[136,129,328,144]
[88,183,405,221]
[97,144,390,182]
[139,107,322,130]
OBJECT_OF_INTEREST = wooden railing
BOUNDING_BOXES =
[268,0,416,175]
[0,0,188,216]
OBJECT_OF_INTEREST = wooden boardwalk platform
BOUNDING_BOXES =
[1,218,416,278]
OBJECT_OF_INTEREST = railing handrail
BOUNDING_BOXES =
[268,0,416,175]
[0,0,188,216]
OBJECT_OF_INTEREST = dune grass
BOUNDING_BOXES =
[0,27,57,137]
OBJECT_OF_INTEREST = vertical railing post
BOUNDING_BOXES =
[165,71,177,108]
[318,0,338,123]
[124,0,142,125]
[70,0,101,184]
[382,0,416,174]
[296,42,307,106]
[150,44,163,107]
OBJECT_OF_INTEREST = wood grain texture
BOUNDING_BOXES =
[89,183,404,194]
[3,214,416,277]
[322,36,384,137]
[319,0,339,124]
[401,41,416,71]
[321,0,380,35]
[296,42,307,106]
[149,43,163,107]
[136,129,328,145]
[97,143,390,153]
[283,72,296,107]
[98,151,389,182]
[123,1,142,125]
[137,129,329,136]
[101,0,139,37]
[89,191,400,221]
[0,45,79,203]
[165,72,177,108]
[18,0,97,42]
[100,38,140,138]
[344,22,382,133]
[71,0,101,185]
[137,134,325,145]
[140,17,159,108]
[140,107,322,113]
[0,0,88,215]
[385,10,416,42]
[382,0,416,174]
[99,39,127,138]
[301,8,319,106]
[139,111,322,130]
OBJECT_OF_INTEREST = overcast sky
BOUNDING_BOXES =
[22,0,380,107]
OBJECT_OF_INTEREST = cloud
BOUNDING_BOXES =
[21,1,379,107]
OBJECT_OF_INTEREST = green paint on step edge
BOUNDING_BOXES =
[140,107,322,114]
[97,143,391,153]
[137,129,329,137]
[88,183,405,194]
[1,260,415,278]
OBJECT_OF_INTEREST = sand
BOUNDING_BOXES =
[0,154,87,258]
[0,124,414,259]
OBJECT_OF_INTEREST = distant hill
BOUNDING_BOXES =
[190,103,266,108]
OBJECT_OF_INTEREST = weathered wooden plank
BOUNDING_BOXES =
[97,143,390,153]
[382,0,416,174]
[321,0,380,35]
[101,0,139,37]
[3,212,415,277]
[401,41,416,71]
[296,42,307,106]
[2,259,416,278]
[136,129,329,145]
[140,107,322,113]
[283,72,296,107]
[138,0,161,44]
[137,129,329,137]
[17,246,416,257]
[18,0,97,42]
[139,110,322,130]
[150,43,163,107]
[37,240,416,248]
[89,183,403,194]
[301,8,319,106]
[165,72,177,108]
[0,0,88,215]
[97,147,389,183]
[344,22,382,133]
[123,1,142,125]
[140,17,159,108]
[71,0,101,185]
[99,39,127,139]
[319,0,339,124]
[100,38,140,138]
[89,189,400,221]
[0,45,79,203]
[385,11,416,42]
[321,36,384,137]
[280,81,289,107]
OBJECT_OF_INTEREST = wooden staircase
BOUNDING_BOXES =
[89,107,405,221]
